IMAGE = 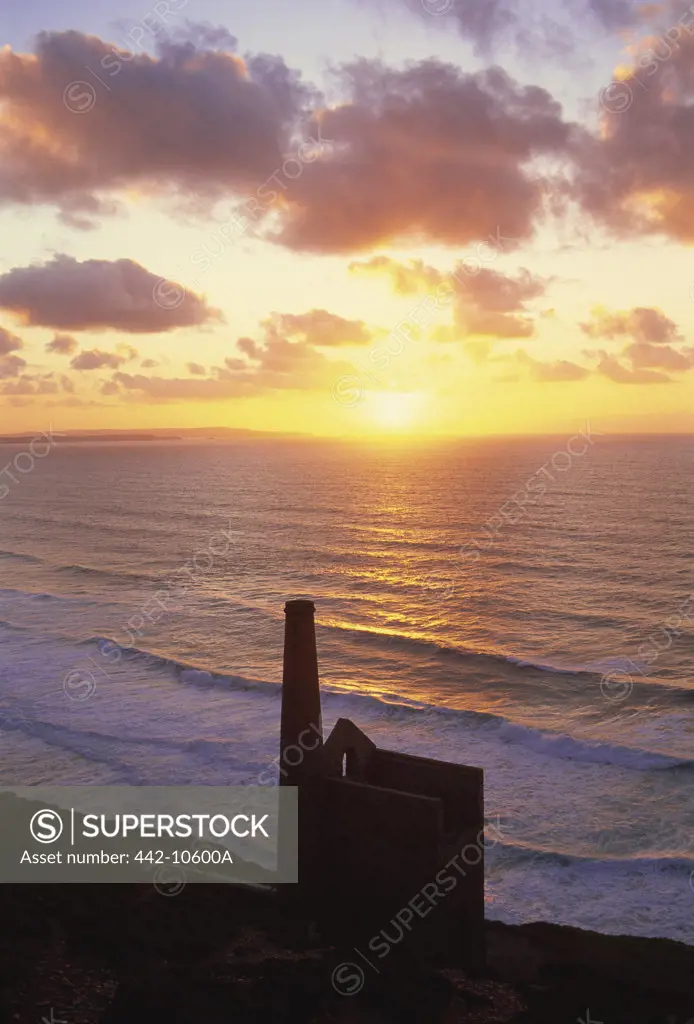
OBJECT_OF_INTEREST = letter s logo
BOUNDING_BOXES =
[30,809,64,844]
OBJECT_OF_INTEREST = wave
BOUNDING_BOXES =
[0,550,44,566]
[320,618,694,696]
[495,721,688,771]
[0,618,34,633]
[0,702,258,781]
[0,547,159,586]
[71,636,694,773]
[80,636,276,692]
[490,840,694,875]
[0,586,63,603]
[55,561,154,585]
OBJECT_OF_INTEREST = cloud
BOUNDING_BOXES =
[402,0,515,55]
[0,255,220,332]
[155,21,239,54]
[624,341,694,372]
[531,358,589,381]
[272,60,574,253]
[71,348,131,370]
[350,256,443,293]
[0,29,312,222]
[263,309,372,346]
[586,0,640,31]
[513,349,590,381]
[141,358,159,368]
[456,267,546,338]
[235,334,353,387]
[579,307,693,379]
[105,305,363,402]
[595,352,673,384]
[0,374,60,396]
[398,0,641,58]
[45,396,108,408]
[0,33,580,253]
[580,306,681,345]
[0,327,23,356]
[213,357,247,378]
[351,256,546,339]
[578,28,694,242]
[46,333,78,355]
[237,337,261,359]
[0,354,27,378]
[110,372,259,401]
[498,341,674,384]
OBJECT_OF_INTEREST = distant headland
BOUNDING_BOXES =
[0,427,308,444]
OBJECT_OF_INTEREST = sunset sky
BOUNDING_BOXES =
[3,0,694,436]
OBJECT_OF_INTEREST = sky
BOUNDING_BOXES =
[2,0,694,437]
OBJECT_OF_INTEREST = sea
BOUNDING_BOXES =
[0,432,693,943]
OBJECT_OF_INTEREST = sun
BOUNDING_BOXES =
[368,391,423,431]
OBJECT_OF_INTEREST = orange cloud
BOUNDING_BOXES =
[274,61,574,253]
[351,256,547,340]
[0,30,307,224]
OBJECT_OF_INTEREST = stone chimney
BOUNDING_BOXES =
[279,599,323,785]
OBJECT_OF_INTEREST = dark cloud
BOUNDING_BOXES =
[141,358,159,368]
[0,29,313,222]
[46,333,78,355]
[272,60,574,253]
[187,362,207,375]
[0,255,220,332]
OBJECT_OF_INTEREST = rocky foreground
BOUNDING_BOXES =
[0,884,692,1023]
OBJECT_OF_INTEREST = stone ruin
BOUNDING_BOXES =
[279,599,485,971]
